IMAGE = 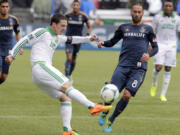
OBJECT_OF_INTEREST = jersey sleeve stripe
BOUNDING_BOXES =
[34,29,47,38]
[13,39,28,58]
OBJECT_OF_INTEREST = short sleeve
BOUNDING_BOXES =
[13,17,20,34]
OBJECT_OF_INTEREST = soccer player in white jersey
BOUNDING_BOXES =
[5,14,111,135]
[150,0,180,102]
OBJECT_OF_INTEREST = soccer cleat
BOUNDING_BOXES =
[104,120,113,133]
[62,130,79,135]
[90,104,112,116]
[150,86,157,97]
[160,95,167,102]
[98,112,107,126]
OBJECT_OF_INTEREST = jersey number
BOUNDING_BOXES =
[132,80,138,88]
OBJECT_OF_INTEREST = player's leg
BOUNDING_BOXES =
[150,64,162,96]
[150,45,165,97]
[160,66,171,101]
[65,44,73,78]
[104,89,130,133]
[69,44,81,76]
[32,64,73,133]
[61,82,112,116]
[99,66,126,126]
[160,47,176,101]
[0,56,10,84]
[33,62,111,115]
[104,68,146,133]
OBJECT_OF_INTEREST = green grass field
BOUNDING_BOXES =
[0,50,180,135]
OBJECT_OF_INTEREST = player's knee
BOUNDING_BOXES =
[155,65,162,72]
[67,54,73,62]
[60,94,72,102]
[165,66,171,72]
[123,90,131,101]
[61,82,72,93]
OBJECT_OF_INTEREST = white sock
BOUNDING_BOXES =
[161,71,171,96]
[61,102,72,132]
[66,87,95,108]
[152,69,160,86]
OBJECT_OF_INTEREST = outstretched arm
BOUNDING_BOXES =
[58,35,99,44]
[97,26,123,48]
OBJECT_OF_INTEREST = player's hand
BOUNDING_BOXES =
[90,34,99,41]
[97,41,104,48]
[5,55,14,64]
[19,48,24,55]
[140,53,150,62]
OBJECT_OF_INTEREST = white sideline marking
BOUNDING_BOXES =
[0,115,179,121]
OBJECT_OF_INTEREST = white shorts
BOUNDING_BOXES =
[154,43,176,67]
[31,62,69,99]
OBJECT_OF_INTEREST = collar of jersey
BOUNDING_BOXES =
[46,26,55,36]
[162,11,175,18]
[0,14,9,19]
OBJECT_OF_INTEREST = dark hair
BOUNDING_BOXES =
[0,0,9,5]
[163,0,173,7]
[131,2,143,9]
[50,14,67,25]
[164,0,173,3]
[73,0,80,3]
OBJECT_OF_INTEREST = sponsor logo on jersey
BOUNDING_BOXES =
[0,26,13,30]
[140,26,146,33]
[28,34,34,40]
[124,32,145,38]
[172,19,176,24]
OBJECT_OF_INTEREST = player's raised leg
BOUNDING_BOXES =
[104,90,130,133]
[61,82,112,116]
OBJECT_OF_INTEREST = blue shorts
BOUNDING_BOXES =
[0,56,10,74]
[65,44,81,57]
[111,66,146,96]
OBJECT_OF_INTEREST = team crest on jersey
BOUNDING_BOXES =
[78,15,82,21]
[140,27,146,33]
[125,28,129,32]
[55,39,58,44]
[9,18,13,27]
[69,17,72,21]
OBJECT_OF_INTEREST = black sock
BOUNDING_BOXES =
[109,98,129,123]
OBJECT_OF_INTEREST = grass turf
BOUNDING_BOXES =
[0,50,180,135]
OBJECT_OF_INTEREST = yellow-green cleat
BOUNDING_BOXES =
[150,86,157,97]
[160,95,167,102]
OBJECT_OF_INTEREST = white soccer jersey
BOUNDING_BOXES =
[152,12,180,45]
[10,26,91,66]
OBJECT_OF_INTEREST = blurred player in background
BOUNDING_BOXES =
[0,0,23,85]
[65,0,92,81]
[5,13,111,135]
[150,0,180,102]
[97,3,158,133]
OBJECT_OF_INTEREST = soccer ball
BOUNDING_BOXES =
[100,84,119,103]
